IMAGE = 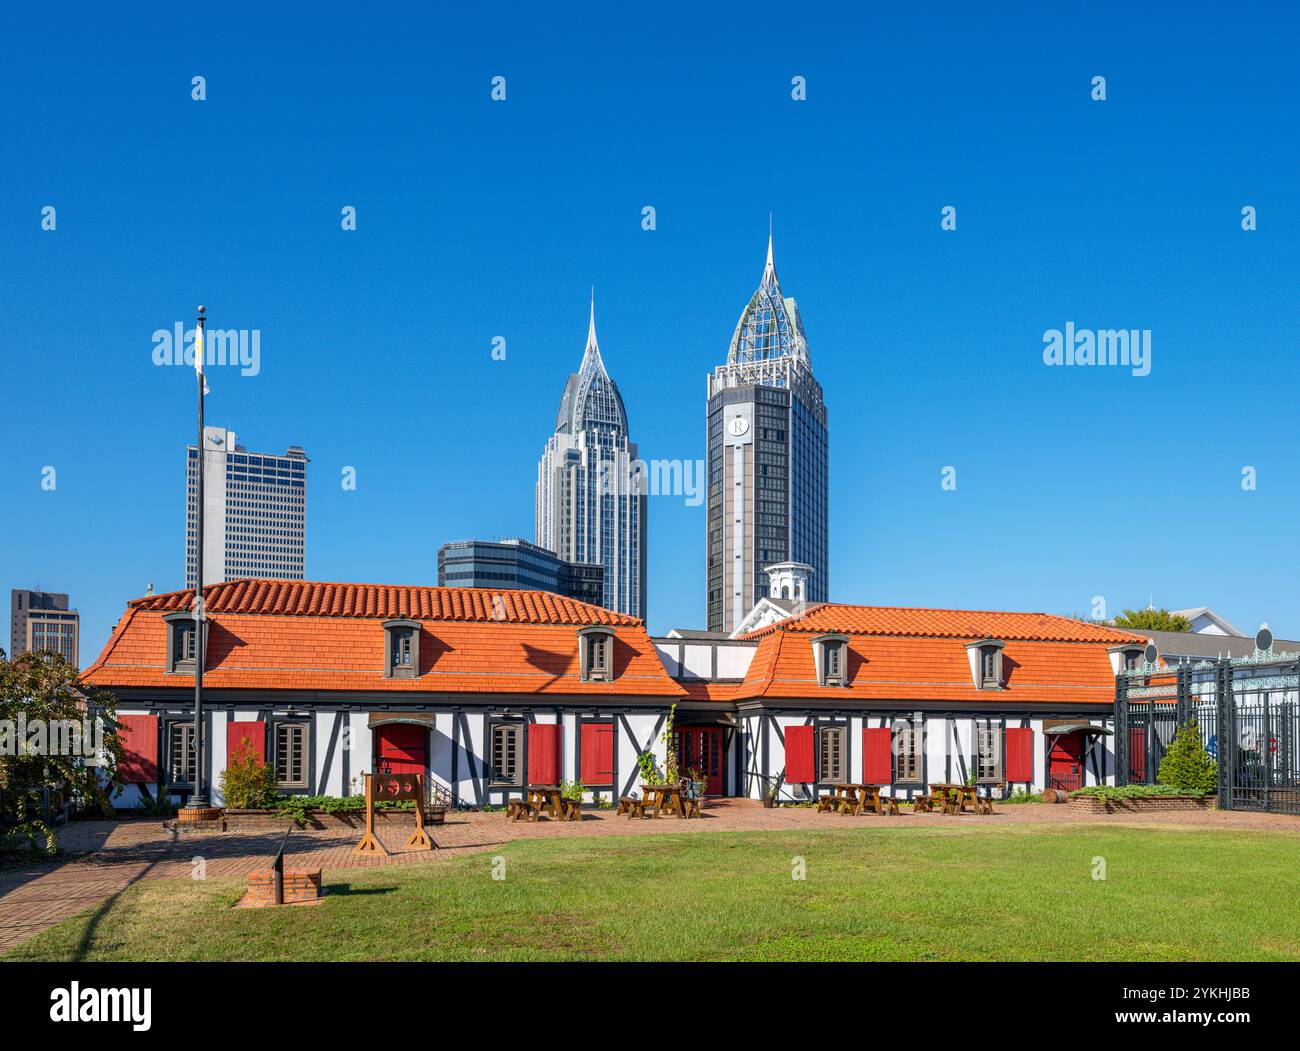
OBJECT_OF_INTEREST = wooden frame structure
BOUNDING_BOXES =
[353,772,433,855]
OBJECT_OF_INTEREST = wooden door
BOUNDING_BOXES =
[375,723,427,777]
[1047,731,1084,791]
[674,728,724,795]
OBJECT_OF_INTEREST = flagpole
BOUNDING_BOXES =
[187,304,210,810]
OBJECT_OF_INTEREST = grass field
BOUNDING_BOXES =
[7,826,1300,962]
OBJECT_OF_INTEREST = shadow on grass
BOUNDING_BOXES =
[325,884,398,897]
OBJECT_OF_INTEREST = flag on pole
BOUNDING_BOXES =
[195,312,210,396]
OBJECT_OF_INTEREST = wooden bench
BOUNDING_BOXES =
[560,798,582,821]
[880,795,902,815]
[508,799,541,822]
[681,795,702,819]
[816,794,839,813]
[974,794,994,816]
[621,797,651,820]
[616,796,639,816]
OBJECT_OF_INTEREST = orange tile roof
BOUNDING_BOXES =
[130,579,638,626]
[728,602,1143,705]
[739,603,1145,644]
[86,581,681,697]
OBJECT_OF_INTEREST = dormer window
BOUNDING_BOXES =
[578,627,615,683]
[1109,644,1145,675]
[163,611,203,674]
[965,638,1006,690]
[812,634,850,687]
[383,619,421,679]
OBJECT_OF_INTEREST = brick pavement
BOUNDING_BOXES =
[2,799,1297,953]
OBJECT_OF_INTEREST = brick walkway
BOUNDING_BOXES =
[2,800,1297,953]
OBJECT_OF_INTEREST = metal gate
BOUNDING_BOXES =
[1116,649,1300,815]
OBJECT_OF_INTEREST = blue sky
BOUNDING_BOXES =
[1,2,1297,663]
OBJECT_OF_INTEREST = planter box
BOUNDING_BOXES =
[1067,794,1213,814]
[224,806,446,832]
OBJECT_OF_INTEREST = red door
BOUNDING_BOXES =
[1047,731,1084,791]
[673,728,724,795]
[375,724,427,776]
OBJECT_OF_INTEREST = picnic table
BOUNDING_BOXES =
[639,783,684,818]
[833,784,889,815]
[509,785,569,822]
[925,783,981,815]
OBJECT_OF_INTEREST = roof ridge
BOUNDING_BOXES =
[126,579,640,626]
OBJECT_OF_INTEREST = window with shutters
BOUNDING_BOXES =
[167,722,197,786]
[893,723,922,784]
[490,722,522,786]
[976,726,1002,783]
[275,722,309,788]
[819,725,846,783]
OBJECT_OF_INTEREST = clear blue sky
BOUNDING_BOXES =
[2,2,1297,665]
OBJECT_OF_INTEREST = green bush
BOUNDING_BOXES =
[1071,783,1211,801]
[218,743,279,809]
[1001,791,1043,804]
[1157,719,1218,795]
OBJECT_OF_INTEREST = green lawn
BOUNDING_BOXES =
[7,826,1300,961]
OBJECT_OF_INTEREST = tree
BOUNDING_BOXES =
[1113,608,1193,632]
[1157,719,1218,795]
[0,649,121,854]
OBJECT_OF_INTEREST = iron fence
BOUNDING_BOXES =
[1115,651,1300,815]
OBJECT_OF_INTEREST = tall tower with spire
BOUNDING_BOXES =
[706,230,829,632]
[536,296,647,618]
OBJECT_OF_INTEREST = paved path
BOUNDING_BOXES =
[3,800,1297,953]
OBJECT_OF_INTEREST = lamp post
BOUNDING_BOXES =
[185,304,210,810]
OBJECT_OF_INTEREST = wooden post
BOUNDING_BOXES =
[403,774,433,850]
[353,773,387,856]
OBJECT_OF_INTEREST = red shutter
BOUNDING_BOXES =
[528,723,562,786]
[116,715,158,784]
[1005,727,1034,783]
[227,721,266,764]
[579,722,614,786]
[784,725,814,782]
[862,727,893,783]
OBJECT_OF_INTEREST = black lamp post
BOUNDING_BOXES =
[185,305,210,810]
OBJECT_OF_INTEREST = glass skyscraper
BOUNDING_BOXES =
[185,427,308,587]
[536,298,647,619]
[437,538,604,607]
[706,234,829,632]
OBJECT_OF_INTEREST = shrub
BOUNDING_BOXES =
[1071,783,1211,801]
[218,743,279,809]
[1157,719,1218,795]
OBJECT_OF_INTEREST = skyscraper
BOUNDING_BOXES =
[9,589,79,665]
[536,298,646,618]
[706,233,829,632]
[185,427,308,587]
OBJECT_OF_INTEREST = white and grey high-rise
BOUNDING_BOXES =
[706,234,828,632]
[185,427,308,588]
[536,299,646,619]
